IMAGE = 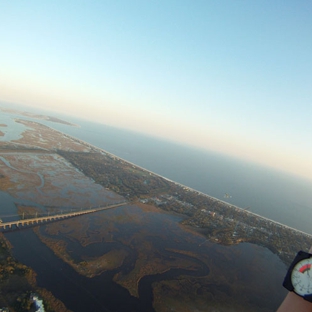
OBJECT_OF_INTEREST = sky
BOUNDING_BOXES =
[0,1,312,180]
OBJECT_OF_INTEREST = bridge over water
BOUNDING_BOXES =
[0,202,128,231]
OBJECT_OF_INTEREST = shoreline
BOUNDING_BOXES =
[1,115,311,238]
[44,122,312,239]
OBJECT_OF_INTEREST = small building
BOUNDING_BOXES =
[31,294,45,312]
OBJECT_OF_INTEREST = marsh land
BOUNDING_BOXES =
[0,107,310,311]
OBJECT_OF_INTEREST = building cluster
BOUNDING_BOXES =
[141,189,312,266]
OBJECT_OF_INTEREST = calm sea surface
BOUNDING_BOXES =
[1,102,312,235]
[45,117,312,235]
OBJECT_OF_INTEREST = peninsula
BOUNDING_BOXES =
[0,109,307,311]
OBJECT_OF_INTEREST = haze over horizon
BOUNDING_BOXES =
[0,1,311,181]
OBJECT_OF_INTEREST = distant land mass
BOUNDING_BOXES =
[0,106,78,127]
[0,107,309,311]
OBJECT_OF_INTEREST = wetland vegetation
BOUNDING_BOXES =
[59,150,312,266]
[0,111,308,311]
[0,233,71,312]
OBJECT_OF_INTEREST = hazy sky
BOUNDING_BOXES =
[0,1,311,180]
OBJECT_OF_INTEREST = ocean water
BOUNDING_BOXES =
[1,102,312,235]
[42,117,312,235]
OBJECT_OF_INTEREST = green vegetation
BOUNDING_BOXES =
[0,233,35,311]
[0,233,71,312]
[57,151,172,199]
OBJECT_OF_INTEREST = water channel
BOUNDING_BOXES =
[3,202,287,312]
